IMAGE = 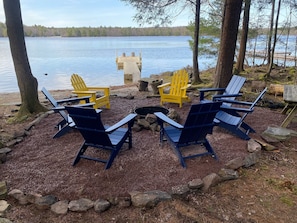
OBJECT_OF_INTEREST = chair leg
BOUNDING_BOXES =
[53,125,71,138]
[173,145,187,168]
[105,147,121,169]
[203,139,218,160]
[73,143,88,166]
[240,122,256,133]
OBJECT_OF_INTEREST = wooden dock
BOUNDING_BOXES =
[116,52,142,84]
[246,51,297,62]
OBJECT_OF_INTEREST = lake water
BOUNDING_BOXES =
[0,36,206,93]
[1,35,296,93]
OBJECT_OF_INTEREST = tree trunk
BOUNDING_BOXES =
[267,0,275,66]
[192,0,202,84]
[235,0,251,73]
[4,0,46,119]
[266,0,282,78]
[214,0,243,88]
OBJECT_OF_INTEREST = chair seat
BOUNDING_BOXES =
[215,88,267,140]
[215,111,241,126]
[108,127,129,145]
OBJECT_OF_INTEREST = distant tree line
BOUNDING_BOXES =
[0,22,191,37]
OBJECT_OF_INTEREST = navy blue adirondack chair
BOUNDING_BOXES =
[154,101,222,168]
[214,87,267,140]
[199,75,246,103]
[41,87,93,138]
[65,106,137,169]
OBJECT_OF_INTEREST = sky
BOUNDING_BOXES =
[0,0,190,27]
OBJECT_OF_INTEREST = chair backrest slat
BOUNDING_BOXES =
[41,87,68,121]
[71,74,88,91]
[179,102,222,144]
[169,69,189,96]
[65,106,112,146]
[224,75,246,100]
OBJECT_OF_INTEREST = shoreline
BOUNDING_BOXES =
[0,83,142,106]
[0,74,169,106]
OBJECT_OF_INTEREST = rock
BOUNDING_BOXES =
[260,133,280,143]
[167,108,180,122]
[132,123,142,132]
[171,184,190,197]
[145,113,157,124]
[244,152,260,168]
[262,126,297,141]
[0,148,11,154]
[149,123,159,132]
[254,139,276,151]
[94,199,110,213]
[0,182,7,200]
[51,200,69,215]
[0,218,13,223]
[5,139,18,147]
[218,168,239,181]
[224,157,245,170]
[0,148,12,163]
[117,197,131,208]
[129,190,171,208]
[188,178,204,190]
[202,173,221,191]
[0,154,6,164]
[35,195,58,210]
[8,189,28,205]
[25,113,49,131]
[26,192,42,204]
[247,139,262,153]
[68,198,94,212]
[137,119,151,129]
[0,200,10,215]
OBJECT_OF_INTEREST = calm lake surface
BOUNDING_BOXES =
[1,35,296,93]
[0,36,206,93]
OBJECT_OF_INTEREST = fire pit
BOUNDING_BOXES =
[133,106,169,132]
[134,106,169,117]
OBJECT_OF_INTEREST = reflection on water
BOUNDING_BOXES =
[0,36,194,93]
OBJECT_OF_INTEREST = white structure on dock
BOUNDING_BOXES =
[116,52,142,84]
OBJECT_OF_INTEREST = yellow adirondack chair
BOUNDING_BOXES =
[71,74,110,109]
[157,69,191,107]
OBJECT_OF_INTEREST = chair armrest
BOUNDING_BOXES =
[199,87,225,100]
[72,90,97,95]
[218,99,253,106]
[56,96,91,104]
[87,87,110,95]
[181,84,191,90]
[199,87,226,93]
[87,86,109,90]
[52,103,95,111]
[157,82,171,89]
[213,93,242,100]
[220,106,254,113]
[105,114,137,133]
[154,112,184,129]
